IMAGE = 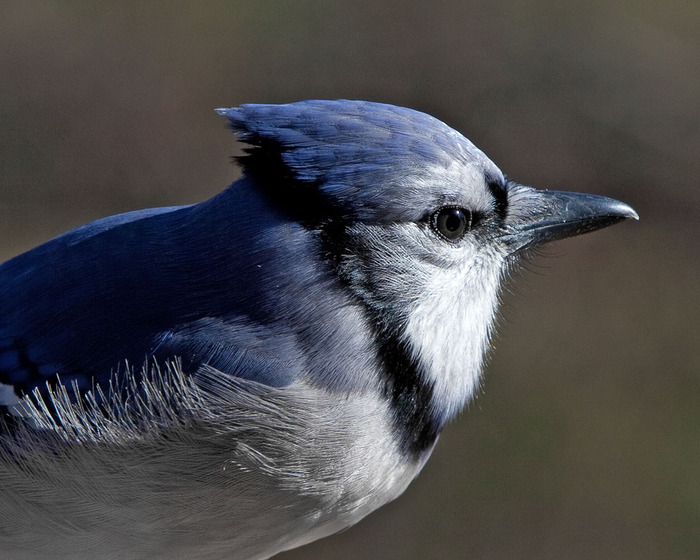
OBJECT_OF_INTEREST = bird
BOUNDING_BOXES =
[0,100,637,560]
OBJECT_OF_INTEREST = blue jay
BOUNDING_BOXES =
[0,100,637,559]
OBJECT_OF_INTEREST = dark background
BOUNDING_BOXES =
[1,2,698,559]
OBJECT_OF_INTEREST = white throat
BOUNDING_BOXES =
[401,253,503,420]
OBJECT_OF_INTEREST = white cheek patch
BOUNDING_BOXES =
[401,251,504,420]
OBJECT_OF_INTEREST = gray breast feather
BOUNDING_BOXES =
[0,362,423,560]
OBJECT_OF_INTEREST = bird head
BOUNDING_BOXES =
[217,100,637,429]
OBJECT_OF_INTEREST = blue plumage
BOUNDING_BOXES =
[0,185,322,397]
[0,100,637,560]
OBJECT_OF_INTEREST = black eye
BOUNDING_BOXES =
[431,207,473,242]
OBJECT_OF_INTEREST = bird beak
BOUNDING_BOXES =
[503,187,639,253]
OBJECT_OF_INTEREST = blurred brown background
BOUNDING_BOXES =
[1,2,698,559]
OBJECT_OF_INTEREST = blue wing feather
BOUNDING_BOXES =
[0,181,300,402]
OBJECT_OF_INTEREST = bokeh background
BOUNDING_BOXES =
[1,2,698,559]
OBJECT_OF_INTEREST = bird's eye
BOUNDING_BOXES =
[431,207,473,242]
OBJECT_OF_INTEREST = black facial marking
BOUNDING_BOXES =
[373,328,441,458]
[486,172,508,221]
